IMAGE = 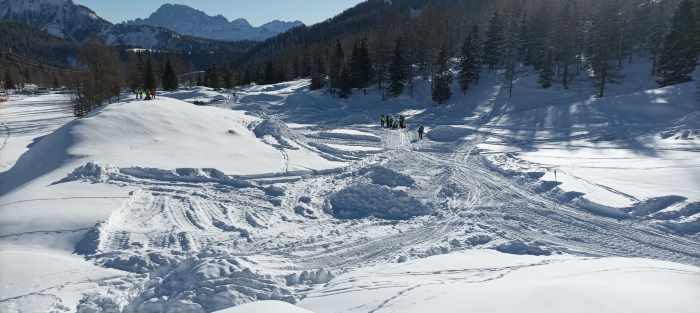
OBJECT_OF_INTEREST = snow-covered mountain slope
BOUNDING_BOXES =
[0,0,111,40]
[1,64,699,312]
[0,0,257,52]
[301,250,700,313]
[128,4,303,42]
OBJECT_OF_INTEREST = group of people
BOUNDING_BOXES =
[380,114,425,140]
[135,88,157,100]
[381,114,407,129]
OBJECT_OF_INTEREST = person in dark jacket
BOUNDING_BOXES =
[418,125,425,140]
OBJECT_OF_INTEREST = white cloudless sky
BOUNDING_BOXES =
[73,0,365,26]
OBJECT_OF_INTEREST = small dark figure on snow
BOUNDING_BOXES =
[380,114,386,128]
[418,125,425,140]
[399,115,406,129]
[387,116,394,129]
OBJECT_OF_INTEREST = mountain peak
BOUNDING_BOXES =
[130,3,301,42]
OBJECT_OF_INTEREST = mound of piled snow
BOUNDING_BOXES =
[214,301,315,313]
[300,250,700,313]
[325,184,431,220]
[358,166,415,187]
[253,118,298,149]
[92,252,296,313]
[426,125,473,142]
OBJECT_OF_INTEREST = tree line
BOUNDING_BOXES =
[232,0,700,101]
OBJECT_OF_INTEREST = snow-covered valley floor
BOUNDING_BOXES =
[1,71,699,313]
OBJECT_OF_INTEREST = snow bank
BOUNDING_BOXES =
[300,250,700,313]
[358,165,415,187]
[426,125,473,142]
[325,184,431,220]
[214,301,315,313]
[253,118,298,149]
[494,240,551,256]
[88,251,296,313]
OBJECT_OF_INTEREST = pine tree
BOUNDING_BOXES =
[310,51,325,90]
[388,39,407,97]
[648,1,665,76]
[503,10,520,98]
[589,1,622,97]
[555,1,577,89]
[338,66,352,98]
[143,57,156,92]
[526,4,553,71]
[4,69,14,90]
[459,25,481,93]
[657,0,698,87]
[539,48,554,88]
[483,11,505,69]
[349,39,373,89]
[223,69,234,89]
[206,64,221,88]
[358,39,373,88]
[161,58,178,91]
[432,47,452,105]
[330,41,345,94]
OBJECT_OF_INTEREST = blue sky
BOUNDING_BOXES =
[74,0,364,26]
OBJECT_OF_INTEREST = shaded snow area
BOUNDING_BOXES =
[301,250,700,313]
[1,63,699,313]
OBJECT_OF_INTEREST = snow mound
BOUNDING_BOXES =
[0,98,287,195]
[253,118,298,149]
[494,240,551,256]
[90,252,296,313]
[284,269,335,286]
[426,125,473,142]
[358,166,415,187]
[214,301,315,313]
[57,163,255,188]
[325,184,431,220]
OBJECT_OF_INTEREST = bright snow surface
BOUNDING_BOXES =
[0,62,699,312]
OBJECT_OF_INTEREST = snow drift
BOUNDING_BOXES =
[325,183,431,220]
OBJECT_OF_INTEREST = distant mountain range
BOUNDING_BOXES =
[128,4,304,42]
[0,0,304,50]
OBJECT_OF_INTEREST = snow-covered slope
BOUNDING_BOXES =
[128,4,303,42]
[301,250,700,313]
[0,0,111,40]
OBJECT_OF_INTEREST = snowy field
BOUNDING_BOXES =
[1,66,699,313]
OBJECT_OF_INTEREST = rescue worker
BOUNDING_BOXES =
[418,125,425,140]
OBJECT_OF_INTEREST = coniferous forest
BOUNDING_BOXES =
[1,0,700,114]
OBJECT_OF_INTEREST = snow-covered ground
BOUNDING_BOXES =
[0,63,699,313]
